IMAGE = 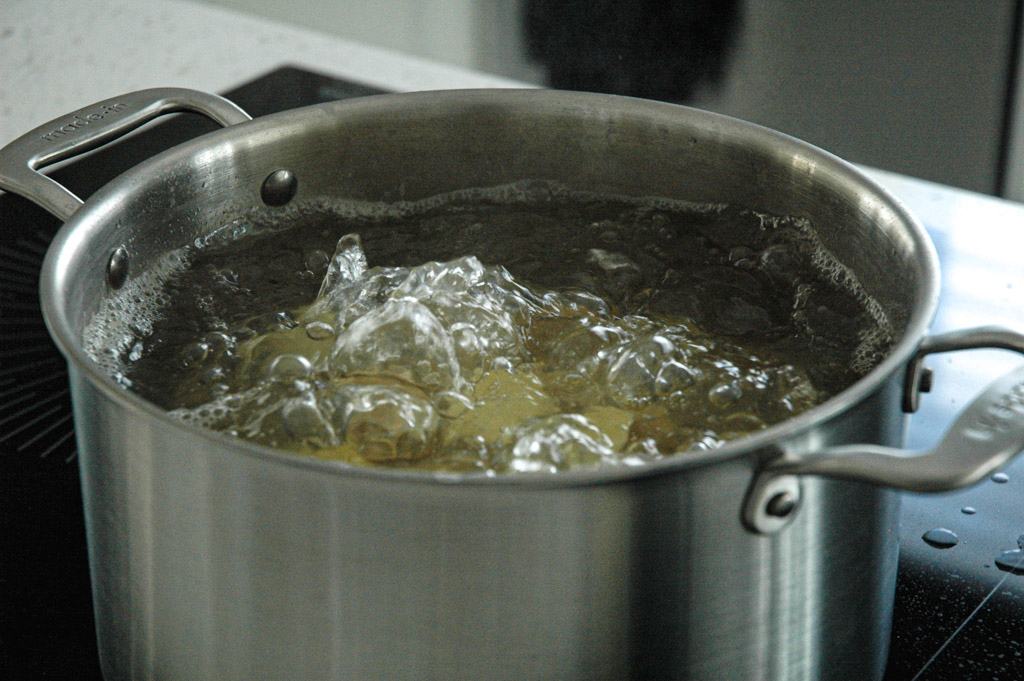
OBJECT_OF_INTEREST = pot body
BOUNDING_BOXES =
[73,367,903,681]
[40,90,937,681]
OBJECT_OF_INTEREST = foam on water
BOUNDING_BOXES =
[83,249,192,381]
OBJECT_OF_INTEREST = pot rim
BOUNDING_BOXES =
[39,88,941,488]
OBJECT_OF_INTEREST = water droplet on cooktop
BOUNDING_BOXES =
[994,549,1024,576]
[961,506,977,515]
[991,472,1010,483]
[922,528,959,549]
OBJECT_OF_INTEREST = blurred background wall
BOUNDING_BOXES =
[199,0,1024,201]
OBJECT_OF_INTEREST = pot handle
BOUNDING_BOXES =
[0,88,251,222]
[745,326,1024,533]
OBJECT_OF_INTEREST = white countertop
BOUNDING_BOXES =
[0,0,523,148]
[2,0,1022,228]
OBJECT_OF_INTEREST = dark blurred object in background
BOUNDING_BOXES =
[524,0,740,102]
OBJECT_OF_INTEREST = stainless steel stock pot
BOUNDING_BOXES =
[3,88,1024,681]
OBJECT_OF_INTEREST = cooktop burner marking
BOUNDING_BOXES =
[0,299,45,312]
[0,270,38,288]
[13,239,48,256]
[0,258,42,277]
[3,402,64,442]
[0,355,60,377]
[0,347,55,363]
[0,248,47,269]
[0,317,47,327]
[18,411,73,452]
[0,332,58,345]
[0,387,67,428]
[0,393,40,425]
[0,368,67,392]
[908,568,1021,681]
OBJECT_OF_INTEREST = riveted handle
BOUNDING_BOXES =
[771,360,1024,491]
[744,326,1024,534]
[0,88,251,221]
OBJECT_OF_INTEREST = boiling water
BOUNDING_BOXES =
[85,181,894,473]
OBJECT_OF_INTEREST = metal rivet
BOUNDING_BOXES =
[260,169,298,206]
[742,472,801,535]
[919,367,934,393]
[106,246,129,290]
[765,491,797,518]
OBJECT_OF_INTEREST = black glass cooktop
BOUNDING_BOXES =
[1,66,1021,680]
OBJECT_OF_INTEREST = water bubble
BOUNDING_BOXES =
[450,324,483,360]
[543,371,604,409]
[128,320,151,338]
[508,413,617,473]
[690,431,723,451]
[240,326,330,378]
[302,234,373,321]
[992,472,1010,483]
[586,249,643,303]
[198,365,226,385]
[654,359,698,396]
[203,331,232,352]
[436,306,518,371]
[281,396,335,446]
[708,381,743,409]
[722,412,766,433]
[181,342,210,367]
[304,321,335,340]
[758,244,800,286]
[330,298,461,391]
[267,353,312,383]
[303,248,330,271]
[343,385,440,463]
[211,267,240,290]
[922,528,959,549]
[231,326,258,344]
[562,289,612,317]
[603,335,677,407]
[961,506,977,515]
[728,245,756,269]
[434,390,474,418]
[275,311,298,330]
[318,233,367,297]
[492,356,515,373]
[544,323,631,372]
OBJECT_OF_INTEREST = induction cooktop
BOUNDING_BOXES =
[0,66,1020,681]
